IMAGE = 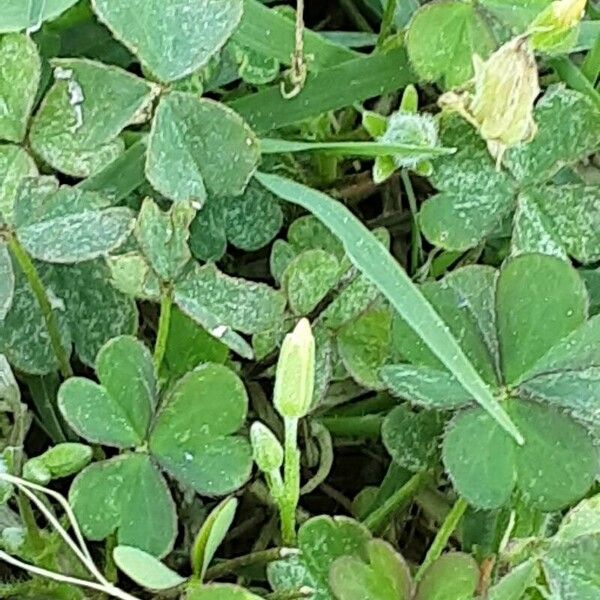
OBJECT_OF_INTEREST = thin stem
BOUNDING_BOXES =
[319,415,383,439]
[339,0,374,33]
[581,36,600,84]
[415,496,469,582]
[401,170,422,275]
[362,471,427,534]
[16,493,43,552]
[204,548,292,580]
[281,417,300,545]
[7,235,72,379]
[377,0,398,48]
[154,286,173,373]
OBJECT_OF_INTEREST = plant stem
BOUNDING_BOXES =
[377,0,398,47]
[339,0,374,33]
[581,36,600,84]
[547,56,600,110]
[319,415,383,439]
[16,493,43,552]
[362,471,426,534]
[281,417,300,545]
[153,287,173,373]
[415,496,468,582]
[7,234,72,379]
[401,170,423,275]
[204,548,288,580]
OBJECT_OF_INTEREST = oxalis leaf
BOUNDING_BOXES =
[255,172,522,443]
[91,0,243,82]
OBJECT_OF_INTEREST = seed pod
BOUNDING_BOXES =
[273,318,315,419]
[250,421,284,473]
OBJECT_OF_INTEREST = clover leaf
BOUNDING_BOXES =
[384,254,598,511]
[0,1,79,32]
[420,87,600,262]
[58,336,252,554]
[0,245,13,321]
[0,145,37,225]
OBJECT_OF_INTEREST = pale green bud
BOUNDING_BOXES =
[273,318,315,419]
[250,422,283,473]
[530,0,587,54]
[24,443,92,484]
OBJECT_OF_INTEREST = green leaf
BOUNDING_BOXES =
[0,0,79,32]
[488,560,538,600]
[135,197,195,282]
[224,179,283,251]
[381,364,473,410]
[149,364,252,496]
[189,199,228,262]
[513,186,600,264]
[0,245,14,321]
[338,308,391,390]
[29,59,156,177]
[108,252,161,302]
[329,539,413,600]
[496,254,588,385]
[542,534,600,600]
[406,0,495,89]
[69,453,176,557]
[0,34,41,142]
[554,494,600,543]
[191,497,238,580]
[284,250,341,316]
[147,93,260,204]
[23,442,92,485]
[414,553,479,600]
[382,405,444,472]
[268,516,371,600]
[256,172,522,443]
[0,144,37,225]
[504,86,600,185]
[58,336,156,447]
[511,401,596,511]
[187,583,264,600]
[91,0,243,82]
[14,178,134,264]
[113,546,186,591]
[174,263,286,336]
[288,215,345,260]
[47,260,138,366]
[443,408,516,509]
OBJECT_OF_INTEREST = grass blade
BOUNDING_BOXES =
[256,172,523,444]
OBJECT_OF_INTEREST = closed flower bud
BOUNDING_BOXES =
[530,0,587,54]
[250,422,283,473]
[273,318,315,420]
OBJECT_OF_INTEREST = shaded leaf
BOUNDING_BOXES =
[187,583,264,600]
[0,1,79,32]
[113,546,185,591]
[488,560,538,600]
[0,144,37,225]
[414,553,479,600]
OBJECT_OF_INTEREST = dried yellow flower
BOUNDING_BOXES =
[530,0,587,53]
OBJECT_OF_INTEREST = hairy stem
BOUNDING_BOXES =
[281,417,300,545]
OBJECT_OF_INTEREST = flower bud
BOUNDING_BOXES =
[273,318,315,419]
[530,0,587,54]
[250,422,283,473]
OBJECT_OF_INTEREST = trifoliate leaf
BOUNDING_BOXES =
[107,252,161,302]
[406,0,495,89]
[69,453,176,557]
[91,0,243,82]
[58,336,156,447]
[29,59,156,177]
[0,145,37,225]
[150,364,252,496]
[0,34,41,142]
[147,93,260,204]
[288,215,345,260]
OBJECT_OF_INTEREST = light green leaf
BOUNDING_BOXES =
[107,252,161,302]
[0,144,37,225]
[268,516,371,600]
[444,408,516,509]
[554,494,600,543]
[338,308,391,390]
[187,583,264,600]
[189,199,228,262]
[381,364,473,410]
[150,364,252,496]
[270,240,297,286]
[513,186,600,264]
[0,1,79,32]
[284,250,341,316]
[0,34,40,142]
[91,0,243,82]
[329,539,413,600]
[147,93,260,204]
[191,497,238,580]
[414,553,479,600]
[174,262,286,335]
[478,0,551,31]
[47,260,138,366]
[135,197,195,282]
[496,254,588,385]
[382,405,444,472]
[23,443,92,485]
[511,401,596,512]
[256,172,522,443]
[505,86,600,185]
[58,336,156,447]
[113,546,186,591]
[0,245,14,321]
[69,453,176,557]
[29,59,156,177]
[488,560,538,600]
[14,178,134,264]
[406,0,495,89]
[224,179,283,251]
[0,354,19,409]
